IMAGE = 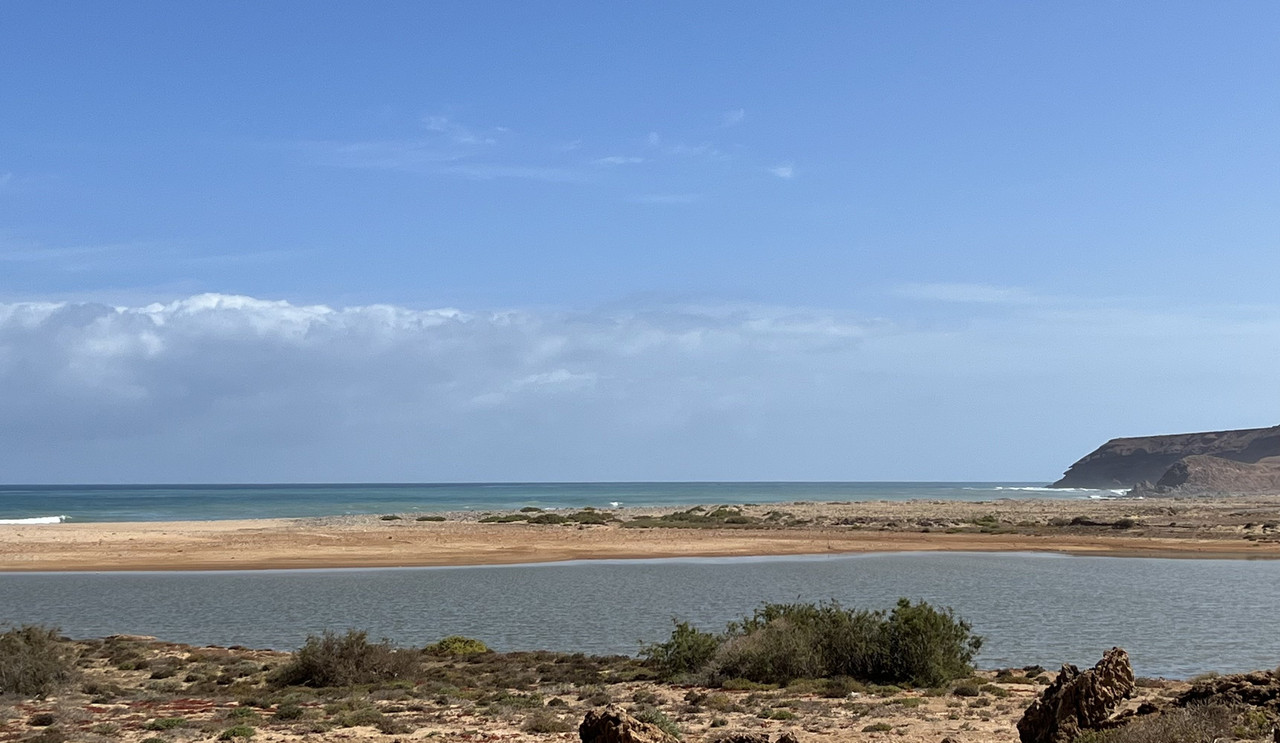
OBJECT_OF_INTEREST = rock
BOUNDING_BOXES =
[579,705,680,743]
[776,734,800,743]
[1016,647,1136,743]
[1052,424,1280,489]
[710,735,770,743]
[940,738,961,743]
[1174,669,1280,713]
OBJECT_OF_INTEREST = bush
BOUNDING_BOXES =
[1073,704,1261,743]
[271,630,417,687]
[522,708,576,733]
[423,636,490,656]
[632,707,681,740]
[273,702,305,721]
[0,625,78,697]
[642,599,981,688]
[641,621,721,679]
[217,725,255,740]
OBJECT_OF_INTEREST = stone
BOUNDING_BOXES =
[1016,647,1135,743]
[710,735,769,743]
[776,733,801,743]
[1174,669,1280,713]
[579,705,680,743]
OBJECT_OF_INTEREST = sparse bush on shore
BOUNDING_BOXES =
[271,630,417,687]
[0,625,78,697]
[643,599,981,688]
[423,636,490,656]
[1073,704,1271,743]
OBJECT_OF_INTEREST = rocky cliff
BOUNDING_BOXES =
[1052,425,1280,490]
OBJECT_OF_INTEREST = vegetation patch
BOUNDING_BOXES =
[424,635,491,656]
[0,625,78,697]
[271,630,418,687]
[643,599,982,688]
[624,506,763,529]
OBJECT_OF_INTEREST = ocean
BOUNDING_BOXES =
[0,481,1121,523]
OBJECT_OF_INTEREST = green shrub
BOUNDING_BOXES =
[271,630,417,687]
[527,513,568,525]
[423,636,490,656]
[415,515,446,522]
[1073,704,1254,743]
[0,625,77,697]
[642,599,981,688]
[641,621,721,679]
[632,707,681,740]
[522,708,576,733]
[218,725,255,739]
[272,702,305,721]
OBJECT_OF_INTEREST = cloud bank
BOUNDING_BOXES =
[2,293,1278,483]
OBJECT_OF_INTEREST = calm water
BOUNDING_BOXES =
[2,552,1276,679]
[0,482,1117,523]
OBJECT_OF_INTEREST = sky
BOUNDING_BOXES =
[1,2,1278,483]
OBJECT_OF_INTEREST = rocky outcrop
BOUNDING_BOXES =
[710,734,798,743]
[580,705,680,743]
[1016,647,1135,743]
[1132,454,1280,496]
[1174,669,1280,713]
[1052,425,1280,490]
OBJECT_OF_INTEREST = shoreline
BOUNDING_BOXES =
[5,495,1280,571]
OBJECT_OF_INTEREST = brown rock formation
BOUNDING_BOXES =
[1174,669,1280,713]
[580,705,680,743]
[1016,647,1135,743]
[1053,425,1280,489]
[1136,454,1280,495]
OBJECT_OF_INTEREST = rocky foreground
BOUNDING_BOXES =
[2,636,1278,743]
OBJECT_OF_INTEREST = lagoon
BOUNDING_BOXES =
[3,552,1277,679]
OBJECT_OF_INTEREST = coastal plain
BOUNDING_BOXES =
[4,496,1280,572]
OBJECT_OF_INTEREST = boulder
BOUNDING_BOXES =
[580,705,680,743]
[1174,670,1280,713]
[1016,647,1135,743]
[710,735,770,743]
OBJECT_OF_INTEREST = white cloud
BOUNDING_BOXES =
[7,294,1275,482]
[422,114,499,145]
[769,163,794,179]
[893,282,1037,304]
[593,156,645,166]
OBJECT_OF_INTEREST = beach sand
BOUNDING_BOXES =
[4,496,1280,571]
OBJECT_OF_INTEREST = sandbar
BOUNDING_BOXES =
[4,496,1280,571]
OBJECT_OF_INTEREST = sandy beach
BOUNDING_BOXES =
[4,496,1280,571]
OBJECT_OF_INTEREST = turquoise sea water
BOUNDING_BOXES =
[0,481,1118,523]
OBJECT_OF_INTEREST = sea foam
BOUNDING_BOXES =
[0,515,68,525]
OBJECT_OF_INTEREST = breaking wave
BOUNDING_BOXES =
[0,515,68,525]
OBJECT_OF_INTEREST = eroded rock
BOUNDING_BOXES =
[1174,670,1280,713]
[580,704,680,743]
[1016,647,1135,743]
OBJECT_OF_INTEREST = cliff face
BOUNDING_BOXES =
[1052,425,1280,490]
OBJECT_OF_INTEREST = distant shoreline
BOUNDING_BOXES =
[3,495,1280,571]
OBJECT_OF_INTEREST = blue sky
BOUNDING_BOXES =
[2,2,1278,482]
